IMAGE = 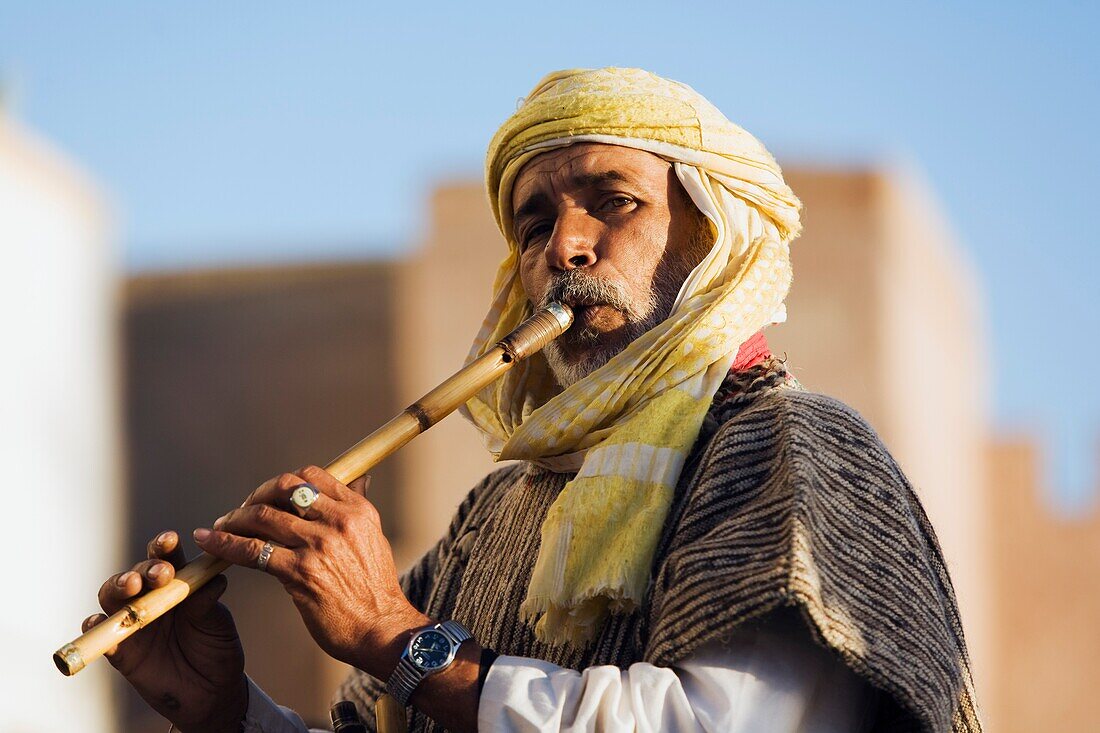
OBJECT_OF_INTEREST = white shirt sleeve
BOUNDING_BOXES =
[242,676,326,733]
[477,609,879,733]
[243,609,879,733]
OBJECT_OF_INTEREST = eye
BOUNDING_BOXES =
[520,222,552,249]
[601,195,635,211]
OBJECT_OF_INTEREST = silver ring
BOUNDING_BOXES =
[290,482,321,517]
[257,541,275,572]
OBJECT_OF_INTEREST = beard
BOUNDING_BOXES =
[537,218,713,388]
[538,270,664,388]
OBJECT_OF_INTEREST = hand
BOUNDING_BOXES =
[86,531,247,733]
[194,466,429,680]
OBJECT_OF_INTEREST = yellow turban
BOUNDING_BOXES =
[461,67,802,645]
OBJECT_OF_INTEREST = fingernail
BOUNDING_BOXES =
[194,528,211,542]
[156,531,173,546]
[213,514,227,530]
[148,564,165,579]
[116,572,132,587]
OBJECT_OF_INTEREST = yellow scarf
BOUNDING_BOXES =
[461,68,802,645]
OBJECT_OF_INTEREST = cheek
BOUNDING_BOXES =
[518,251,548,303]
[614,217,670,285]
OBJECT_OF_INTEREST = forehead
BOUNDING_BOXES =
[511,143,670,207]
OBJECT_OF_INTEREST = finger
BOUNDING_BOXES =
[131,558,176,590]
[298,465,356,501]
[193,528,294,579]
[146,530,188,568]
[241,472,299,508]
[82,613,107,634]
[98,571,143,615]
[347,474,372,498]
[211,504,311,547]
[81,613,122,659]
[243,471,329,511]
[97,544,182,615]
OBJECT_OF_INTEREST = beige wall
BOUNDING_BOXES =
[390,182,509,567]
[988,436,1100,733]
[874,167,993,715]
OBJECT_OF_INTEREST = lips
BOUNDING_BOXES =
[563,301,601,320]
[560,297,603,312]
[569,303,624,333]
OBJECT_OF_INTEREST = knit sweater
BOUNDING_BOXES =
[336,359,982,732]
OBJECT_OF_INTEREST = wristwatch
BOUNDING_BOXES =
[386,620,473,706]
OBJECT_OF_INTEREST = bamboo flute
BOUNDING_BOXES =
[54,302,573,678]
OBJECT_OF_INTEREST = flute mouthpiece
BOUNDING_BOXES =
[543,302,574,330]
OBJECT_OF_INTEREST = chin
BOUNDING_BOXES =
[544,340,618,388]
[541,307,663,388]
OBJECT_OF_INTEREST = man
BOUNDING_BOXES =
[88,68,982,732]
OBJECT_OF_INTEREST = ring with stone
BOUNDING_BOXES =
[256,541,275,572]
[290,482,321,517]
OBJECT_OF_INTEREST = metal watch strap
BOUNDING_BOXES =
[439,619,472,645]
[386,656,423,707]
[386,620,472,706]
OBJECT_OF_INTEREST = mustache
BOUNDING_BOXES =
[538,270,639,317]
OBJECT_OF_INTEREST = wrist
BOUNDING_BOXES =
[354,605,432,681]
[401,632,482,732]
[184,675,248,733]
[387,619,476,709]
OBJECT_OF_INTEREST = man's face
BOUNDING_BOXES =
[511,143,711,386]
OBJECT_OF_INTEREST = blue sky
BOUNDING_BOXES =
[2,2,1097,508]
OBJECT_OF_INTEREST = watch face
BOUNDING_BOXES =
[410,630,452,670]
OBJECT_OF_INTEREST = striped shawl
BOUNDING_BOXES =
[337,360,982,732]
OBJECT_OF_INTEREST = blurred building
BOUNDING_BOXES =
[123,263,404,726]
[988,437,1100,732]
[0,113,120,731]
[115,169,1097,732]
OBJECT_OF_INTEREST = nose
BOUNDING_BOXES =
[544,209,597,271]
